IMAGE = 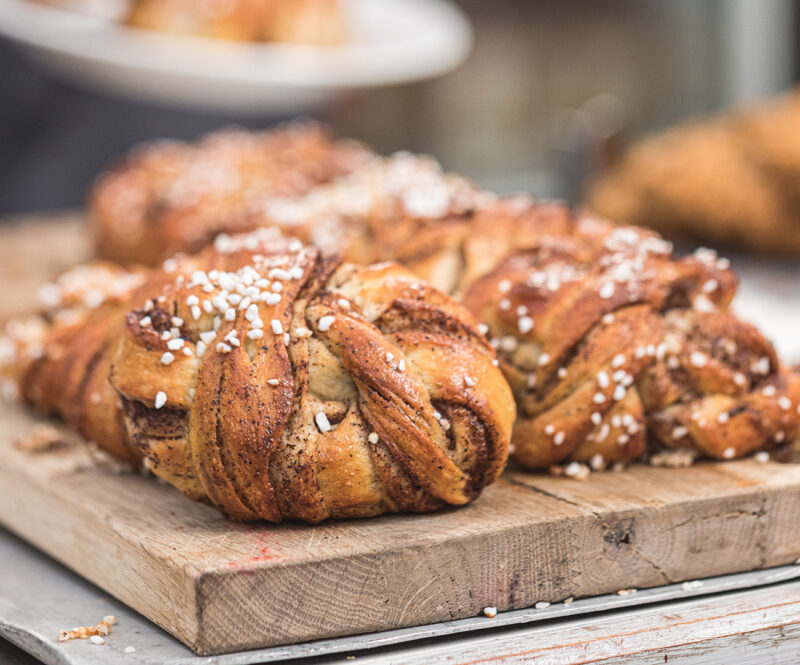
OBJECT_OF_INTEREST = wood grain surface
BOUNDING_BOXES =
[320,579,800,664]
[1,216,800,656]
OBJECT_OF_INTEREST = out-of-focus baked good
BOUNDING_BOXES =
[587,89,800,255]
[90,122,371,266]
[90,142,502,292]
[31,0,347,44]
[126,0,346,44]
[461,212,800,470]
[1,229,515,523]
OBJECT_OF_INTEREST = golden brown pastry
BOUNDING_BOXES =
[1,230,515,523]
[89,122,371,265]
[125,0,346,44]
[587,89,800,255]
[462,213,800,470]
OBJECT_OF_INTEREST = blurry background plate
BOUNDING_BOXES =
[0,0,473,113]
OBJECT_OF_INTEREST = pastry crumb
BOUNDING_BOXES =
[649,448,697,468]
[681,580,704,591]
[549,461,591,479]
[57,617,116,643]
[616,588,637,596]
[14,424,71,453]
[483,606,497,618]
[754,451,770,464]
[534,601,551,609]
[83,441,135,474]
[564,462,590,480]
[563,596,574,606]
[124,646,136,653]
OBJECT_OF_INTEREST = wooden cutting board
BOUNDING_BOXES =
[1,216,800,656]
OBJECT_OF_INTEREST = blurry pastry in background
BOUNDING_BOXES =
[90,122,371,265]
[125,0,347,44]
[586,88,800,255]
[90,134,495,291]
[90,136,571,297]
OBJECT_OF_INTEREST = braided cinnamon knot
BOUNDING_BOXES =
[2,231,514,523]
[463,216,800,470]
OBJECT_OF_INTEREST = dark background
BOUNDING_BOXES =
[2,0,799,212]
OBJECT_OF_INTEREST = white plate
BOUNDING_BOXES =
[0,0,473,113]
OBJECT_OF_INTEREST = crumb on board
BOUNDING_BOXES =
[14,424,72,453]
[534,601,551,609]
[681,580,704,591]
[124,646,136,653]
[563,596,574,606]
[57,616,117,643]
[616,588,637,596]
[648,448,697,468]
[14,426,135,474]
[84,441,134,474]
[140,456,154,477]
[564,462,590,480]
[548,462,591,480]
[1,378,18,402]
[483,606,498,618]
